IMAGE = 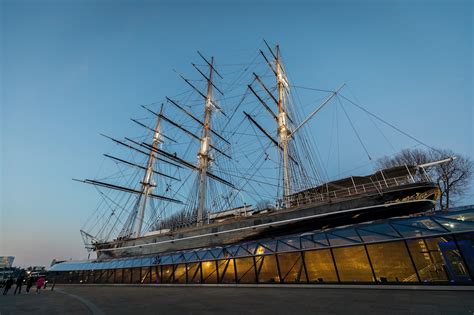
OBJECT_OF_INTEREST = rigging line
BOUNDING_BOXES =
[338,93,441,153]
[289,85,335,93]
[336,96,372,161]
[345,86,395,151]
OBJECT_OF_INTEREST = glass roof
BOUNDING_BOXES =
[49,206,474,272]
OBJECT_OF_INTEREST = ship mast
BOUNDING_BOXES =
[196,57,215,226]
[275,45,291,200]
[131,104,164,237]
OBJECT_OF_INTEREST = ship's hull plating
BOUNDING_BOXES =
[95,182,438,259]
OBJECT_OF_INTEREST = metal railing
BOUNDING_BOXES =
[286,173,432,209]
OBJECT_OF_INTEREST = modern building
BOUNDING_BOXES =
[49,205,474,285]
[0,256,15,268]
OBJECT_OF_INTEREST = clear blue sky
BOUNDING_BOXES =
[1,0,472,267]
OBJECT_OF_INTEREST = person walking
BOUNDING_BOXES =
[13,274,25,295]
[35,277,45,294]
[26,277,34,293]
[2,277,14,295]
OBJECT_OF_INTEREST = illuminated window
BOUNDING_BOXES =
[174,264,187,283]
[304,249,338,283]
[202,261,218,284]
[235,257,256,283]
[277,252,306,283]
[256,255,280,283]
[333,246,374,282]
[187,263,201,283]
[407,237,449,282]
[367,241,417,282]
[218,259,236,284]
[162,265,174,283]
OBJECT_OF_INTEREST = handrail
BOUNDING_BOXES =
[286,174,432,208]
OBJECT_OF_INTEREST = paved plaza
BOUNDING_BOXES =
[1,285,473,315]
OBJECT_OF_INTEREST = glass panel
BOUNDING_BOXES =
[151,266,160,284]
[105,269,115,284]
[433,217,474,233]
[260,240,278,252]
[172,254,185,264]
[174,264,187,283]
[304,249,338,283]
[162,265,174,283]
[357,223,400,238]
[235,246,252,257]
[235,257,256,283]
[256,255,280,283]
[218,259,235,284]
[313,233,329,246]
[277,238,300,252]
[210,248,224,259]
[330,229,362,243]
[114,268,123,284]
[301,236,325,250]
[94,270,104,283]
[454,233,474,277]
[131,268,141,284]
[333,246,374,282]
[326,233,359,247]
[184,252,198,262]
[406,237,449,282]
[202,261,218,283]
[141,266,151,284]
[277,252,306,283]
[187,263,201,283]
[438,239,471,282]
[367,241,417,283]
[357,228,398,243]
[442,210,474,223]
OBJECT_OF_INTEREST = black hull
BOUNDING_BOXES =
[95,182,437,259]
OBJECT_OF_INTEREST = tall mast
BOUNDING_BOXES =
[275,45,291,200]
[132,104,164,237]
[196,57,214,226]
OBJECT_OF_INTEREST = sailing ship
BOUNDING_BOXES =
[76,42,440,259]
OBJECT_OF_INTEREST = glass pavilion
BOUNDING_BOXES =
[49,206,474,285]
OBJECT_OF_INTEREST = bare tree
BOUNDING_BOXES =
[377,148,473,209]
[430,149,473,210]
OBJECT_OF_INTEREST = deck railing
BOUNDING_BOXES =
[286,173,432,209]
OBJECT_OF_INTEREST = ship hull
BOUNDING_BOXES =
[95,182,437,259]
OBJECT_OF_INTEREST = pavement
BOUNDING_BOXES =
[1,285,473,315]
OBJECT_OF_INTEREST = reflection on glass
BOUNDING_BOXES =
[235,257,256,283]
[174,264,187,283]
[141,266,151,284]
[202,261,218,283]
[187,263,201,283]
[454,233,474,276]
[278,252,306,283]
[333,246,374,282]
[106,269,115,283]
[218,259,236,284]
[162,265,174,283]
[407,238,449,282]
[367,241,417,282]
[304,249,338,283]
[256,255,280,283]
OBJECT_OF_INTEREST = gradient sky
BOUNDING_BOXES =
[1,0,473,267]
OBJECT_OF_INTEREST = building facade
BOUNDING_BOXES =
[49,206,474,285]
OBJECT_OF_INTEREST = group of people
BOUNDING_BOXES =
[2,274,46,295]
